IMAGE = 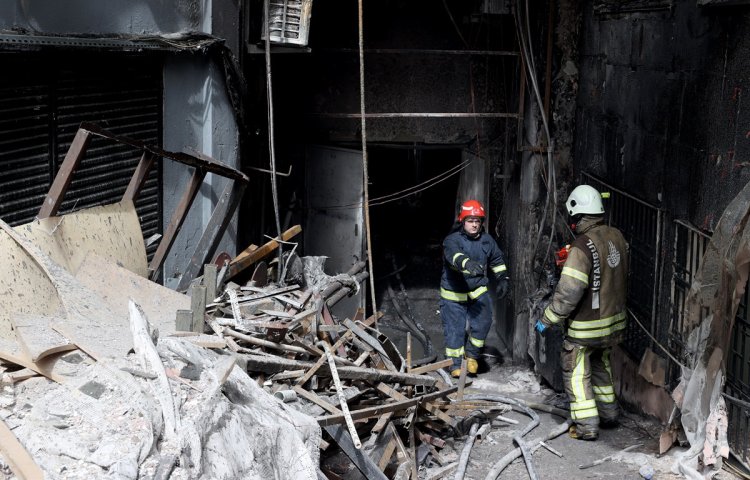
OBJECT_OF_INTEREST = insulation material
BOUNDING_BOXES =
[0,218,173,361]
[74,253,189,329]
[673,179,750,478]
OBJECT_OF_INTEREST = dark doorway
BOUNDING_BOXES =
[367,146,462,362]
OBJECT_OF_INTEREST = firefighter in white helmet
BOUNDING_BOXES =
[536,185,629,440]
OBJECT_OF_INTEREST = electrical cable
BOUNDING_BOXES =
[442,0,469,48]
[513,3,559,281]
[311,157,473,210]
[264,0,284,280]
[357,0,377,314]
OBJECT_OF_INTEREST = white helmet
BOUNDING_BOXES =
[566,185,604,216]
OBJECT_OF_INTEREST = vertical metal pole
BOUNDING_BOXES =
[358,0,377,315]
[264,0,284,279]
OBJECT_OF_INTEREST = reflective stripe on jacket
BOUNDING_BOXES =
[440,226,507,302]
[543,216,628,347]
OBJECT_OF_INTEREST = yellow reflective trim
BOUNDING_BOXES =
[595,393,616,403]
[452,252,465,265]
[569,312,627,331]
[461,257,470,269]
[561,266,589,284]
[445,347,465,358]
[440,288,467,302]
[492,264,507,273]
[544,307,562,324]
[468,286,488,299]
[571,346,588,404]
[570,399,597,411]
[571,406,599,420]
[469,337,485,348]
[568,318,627,339]
[593,385,614,395]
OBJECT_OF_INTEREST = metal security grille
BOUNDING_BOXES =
[668,220,750,466]
[726,285,750,467]
[0,52,162,257]
[667,221,710,383]
[582,173,663,361]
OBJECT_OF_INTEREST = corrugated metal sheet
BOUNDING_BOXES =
[0,52,162,257]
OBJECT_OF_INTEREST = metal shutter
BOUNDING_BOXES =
[0,56,52,225]
[0,52,162,256]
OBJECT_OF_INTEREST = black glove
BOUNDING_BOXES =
[464,259,484,276]
[495,277,510,299]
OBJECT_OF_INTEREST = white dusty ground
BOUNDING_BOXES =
[419,363,741,480]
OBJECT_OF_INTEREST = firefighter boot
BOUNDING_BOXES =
[466,357,479,375]
[568,424,598,441]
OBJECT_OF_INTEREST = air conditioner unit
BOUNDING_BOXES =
[262,0,313,47]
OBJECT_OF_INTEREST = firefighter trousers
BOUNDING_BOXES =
[561,339,619,434]
[440,294,493,369]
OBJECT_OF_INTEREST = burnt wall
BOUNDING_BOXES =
[575,2,750,230]
[262,0,519,145]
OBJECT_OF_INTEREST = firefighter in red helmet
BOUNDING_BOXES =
[440,200,510,377]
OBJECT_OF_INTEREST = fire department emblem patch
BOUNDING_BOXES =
[606,241,621,268]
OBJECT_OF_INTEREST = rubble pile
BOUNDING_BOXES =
[0,206,536,480]
[203,257,518,479]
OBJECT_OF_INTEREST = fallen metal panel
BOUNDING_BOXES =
[17,201,148,277]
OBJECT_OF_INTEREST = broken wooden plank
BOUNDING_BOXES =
[408,358,453,375]
[0,417,44,480]
[293,385,341,415]
[38,128,92,219]
[122,151,157,202]
[149,168,206,280]
[317,386,458,426]
[376,383,454,426]
[371,412,395,435]
[378,436,397,471]
[244,354,438,386]
[227,225,301,280]
[177,180,246,291]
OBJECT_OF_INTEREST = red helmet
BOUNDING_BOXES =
[458,200,486,222]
